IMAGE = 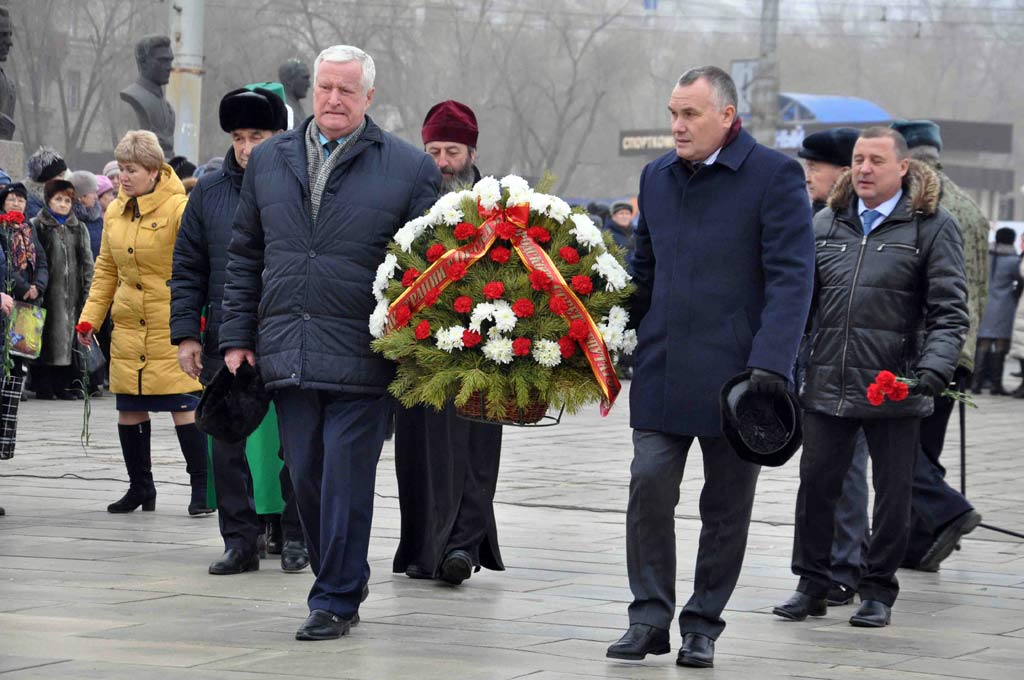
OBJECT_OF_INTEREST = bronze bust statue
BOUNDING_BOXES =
[279,59,310,128]
[120,35,176,157]
[0,8,16,141]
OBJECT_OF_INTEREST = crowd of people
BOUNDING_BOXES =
[0,44,1022,669]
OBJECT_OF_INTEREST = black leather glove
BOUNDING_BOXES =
[749,368,788,395]
[912,369,947,397]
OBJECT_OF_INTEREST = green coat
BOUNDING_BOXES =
[935,167,989,372]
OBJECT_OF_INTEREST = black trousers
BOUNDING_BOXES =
[626,430,760,639]
[794,413,919,606]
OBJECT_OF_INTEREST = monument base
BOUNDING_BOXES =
[0,139,25,181]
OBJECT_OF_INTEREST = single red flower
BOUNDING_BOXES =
[414,319,431,340]
[549,296,569,316]
[512,298,535,318]
[200,316,207,333]
[571,275,593,295]
[512,337,532,356]
[866,383,886,406]
[875,370,898,394]
[495,221,518,240]
[462,329,482,348]
[527,226,551,243]
[890,381,910,401]
[423,289,440,307]
[558,335,577,359]
[426,243,446,263]
[447,261,468,281]
[75,321,94,334]
[490,246,511,264]
[454,222,477,240]
[569,319,589,342]
[453,296,473,314]
[402,268,420,287]
[483,281,505,300]
[529,270,552,291]
[394,305,412,328]
[559,246,580,264]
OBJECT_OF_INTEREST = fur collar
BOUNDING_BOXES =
[827,159,941,217]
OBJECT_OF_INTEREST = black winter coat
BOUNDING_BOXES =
[219,116,441,393]
[170,148,244,385]
[801,160,969,419]
[1,224,49,302]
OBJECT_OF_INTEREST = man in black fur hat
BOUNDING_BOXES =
[170,87,308,576]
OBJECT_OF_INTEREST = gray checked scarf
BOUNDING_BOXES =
[304,118,366,224]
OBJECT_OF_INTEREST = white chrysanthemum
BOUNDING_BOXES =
[372,253,399,302]
[570,213,606,251]
[435,325,466,353]
[482,336,514,364]
[593,252,630,291]
[599,323,625,351]
[606,305,629,330]
[469,302,496,332]
[440,207,463,226]
[620,329,638,355]
[532,339,562,368]
[369,299,389,339]
[491,300,517,333]
[435,190,467,213]
[501,174,532,205]
[545,196,571,223]
[529,193,551,219]
[394,215,431,252]
[473,176,502,210]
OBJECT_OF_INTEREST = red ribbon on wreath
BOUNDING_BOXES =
[386,200,621,411]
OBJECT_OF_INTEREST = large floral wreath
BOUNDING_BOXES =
[369,175,636,421]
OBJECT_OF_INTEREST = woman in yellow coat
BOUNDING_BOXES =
[77,130,212,516]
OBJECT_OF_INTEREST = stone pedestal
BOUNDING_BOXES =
[0,139,24,180]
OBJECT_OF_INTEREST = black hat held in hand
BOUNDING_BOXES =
[196,363,271,443]
[720,371,803,467]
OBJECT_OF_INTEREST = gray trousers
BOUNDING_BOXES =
[828,431,870,590]
[626,429,760,639]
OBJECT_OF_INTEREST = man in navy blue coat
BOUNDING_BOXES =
[219,45,441,641]
[606,66,814,668]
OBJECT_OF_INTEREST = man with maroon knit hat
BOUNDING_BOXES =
[391,100,504,586]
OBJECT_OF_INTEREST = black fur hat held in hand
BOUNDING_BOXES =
[196,362,271,443]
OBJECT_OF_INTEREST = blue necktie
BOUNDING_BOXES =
[324,140,339,156]
[861,209,882,235]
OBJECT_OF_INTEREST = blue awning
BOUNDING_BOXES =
[779,93,892,124]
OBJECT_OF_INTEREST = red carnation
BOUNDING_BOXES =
[490,246,511,264]
[512,337,532,356]
[453,296,473,314]
[549,296,569,316]
[414,319,431,340]
[890,381,910,401]
[454,222,477,240]
[527,226,551,243]
[875,370,897,394]
[462,329,482,348]
[448,261,468,281]
[423,289,440,307]
[2,211,25,225]
[394,305,412,328]
[75,321,94,334]
[559,246,580,264]
[558,336,577,359]
[495,221,518,240]
[426,243,446,263]
[512,298,535,318]
[483,281,505,300]
[571,275,593,296]
[402,268,420,287]
[866,383,885,406]
[529,270,553,291]
[200,316,207,333]
[569,319,589,342]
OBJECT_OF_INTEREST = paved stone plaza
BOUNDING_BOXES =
[0,385,1022,679]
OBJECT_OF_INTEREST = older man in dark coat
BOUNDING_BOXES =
[219,45,440,641]
[606,66,814,669]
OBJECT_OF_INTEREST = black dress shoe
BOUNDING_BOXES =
[266,520,283,555]
[208,548,260,575]
[605,623,670,660]
[295,609,350,641]
[281,540,310,572]
[827,582,856,606]
[773,592,827,621]
[918,510,982,572]
[439,549,474,585]
[677,632,714,668]
[849,600,891,627]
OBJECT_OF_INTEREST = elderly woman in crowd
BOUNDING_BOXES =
[77,130,211,516]
[31,179,93,400]
[972,227,1022,395]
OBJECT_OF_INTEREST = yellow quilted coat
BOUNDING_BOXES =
[79,165,201,396]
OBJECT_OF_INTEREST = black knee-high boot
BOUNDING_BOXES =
[176,423,214,516]
[970,347,988,394]
[108,422,156,513]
